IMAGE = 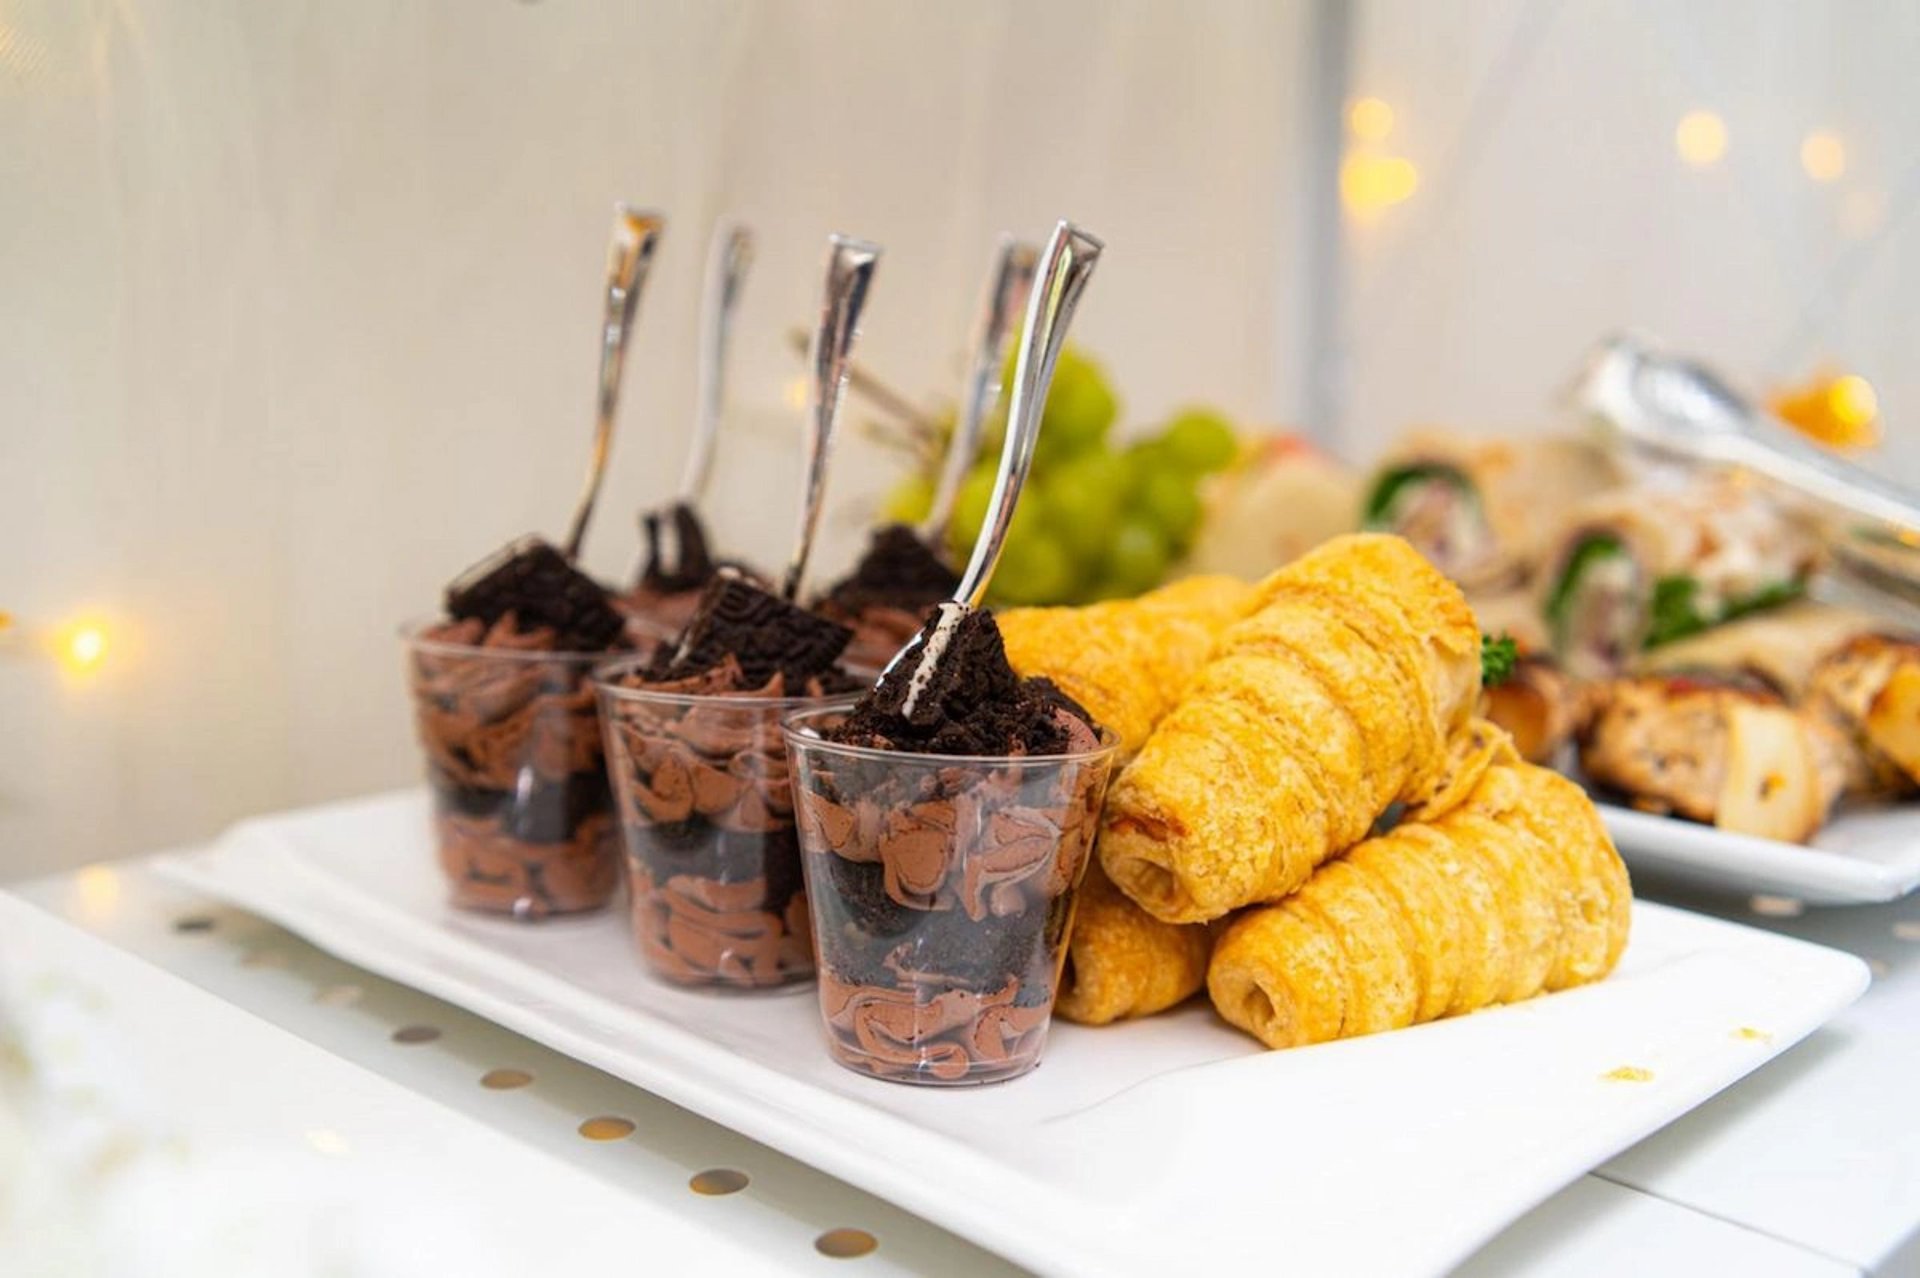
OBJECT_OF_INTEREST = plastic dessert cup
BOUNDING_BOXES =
[595,657,860,989]
[784,709,1119,1085]
[402,623,621,920]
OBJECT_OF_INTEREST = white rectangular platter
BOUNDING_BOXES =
[161,790,1870,1278]
[1601,802,1920,905]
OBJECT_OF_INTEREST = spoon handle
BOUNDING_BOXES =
[564,205,666,560]
[952,221,1103,609]
[784,234,882,601]
[680,221,754,504]
[922,238,1041,547]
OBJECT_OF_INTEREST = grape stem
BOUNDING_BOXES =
[785,326,939,440]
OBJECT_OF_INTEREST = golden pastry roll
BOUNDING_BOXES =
[1101,534,1481,923]
[1208,748,1631,1049]
[1056,860,1213,1026]
[999,574,1256,757]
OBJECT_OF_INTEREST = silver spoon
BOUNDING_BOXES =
[783,234,882,601]
[874,220,1102,691]
[563,204,666,560]
[951,220,1103,609]
[679,220,754,506]
[1575,333,1920,532]
[921,237,1041,550]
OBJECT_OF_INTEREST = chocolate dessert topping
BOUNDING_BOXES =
[822,524,960,615]
[829,604,1096,756]
[654,572,854,688]
[639,501,721,594]
[445,537,627,652]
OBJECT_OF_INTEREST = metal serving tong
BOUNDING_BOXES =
[1575,334,1920,533]
[1574,332,1920,619]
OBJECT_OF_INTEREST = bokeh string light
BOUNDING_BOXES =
[1347,96,1395,144]
[1342,95,1419,220]
[1675,110,1728,167]
[1801,130,1847,184]
[0,610,116,680]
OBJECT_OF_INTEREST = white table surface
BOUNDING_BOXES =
[5,852,1917,1277]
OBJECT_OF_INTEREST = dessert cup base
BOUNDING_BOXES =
[644,967,817,992]
[823,1038,1046,1087]
[444,890,613,922]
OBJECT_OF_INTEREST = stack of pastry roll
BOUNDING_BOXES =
[1100,534,1482,922]
[999,574,1256,757]
[1059,533,1630,1049]
[996,576,1253,1023]
[1209,734,1630,1049]
[1056,862,1213,1025]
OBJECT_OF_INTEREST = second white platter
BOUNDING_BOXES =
[1601,802,1920,905]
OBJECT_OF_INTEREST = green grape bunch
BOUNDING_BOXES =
[881,346,1245,606]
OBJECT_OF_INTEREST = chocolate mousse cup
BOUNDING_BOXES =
[403,621,622,919]
[785,711,1118,1085]
[595,657,860,988]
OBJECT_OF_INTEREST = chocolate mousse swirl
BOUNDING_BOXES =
[601,656,847,987]
[795,733,1104,1082]
[409,609,624,918]
[792,605,1114,1084]
[817,971,1051,1084]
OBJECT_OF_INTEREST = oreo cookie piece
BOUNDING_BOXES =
[446,536,626,652]
[638,502,720,594]
[822,523,959,615]
[659,573,852,688]
[829,605,1074,755]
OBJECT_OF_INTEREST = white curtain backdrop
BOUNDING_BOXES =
[1338,0,1920,463]
[0,0,1313,877]
[5,0,1918,878]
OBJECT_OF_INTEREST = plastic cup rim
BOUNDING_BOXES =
[781,705,1121,767]
[592,653,869,711]
[398,616,627,666]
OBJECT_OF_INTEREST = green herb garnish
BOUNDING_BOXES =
[1481,632,1519,687]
